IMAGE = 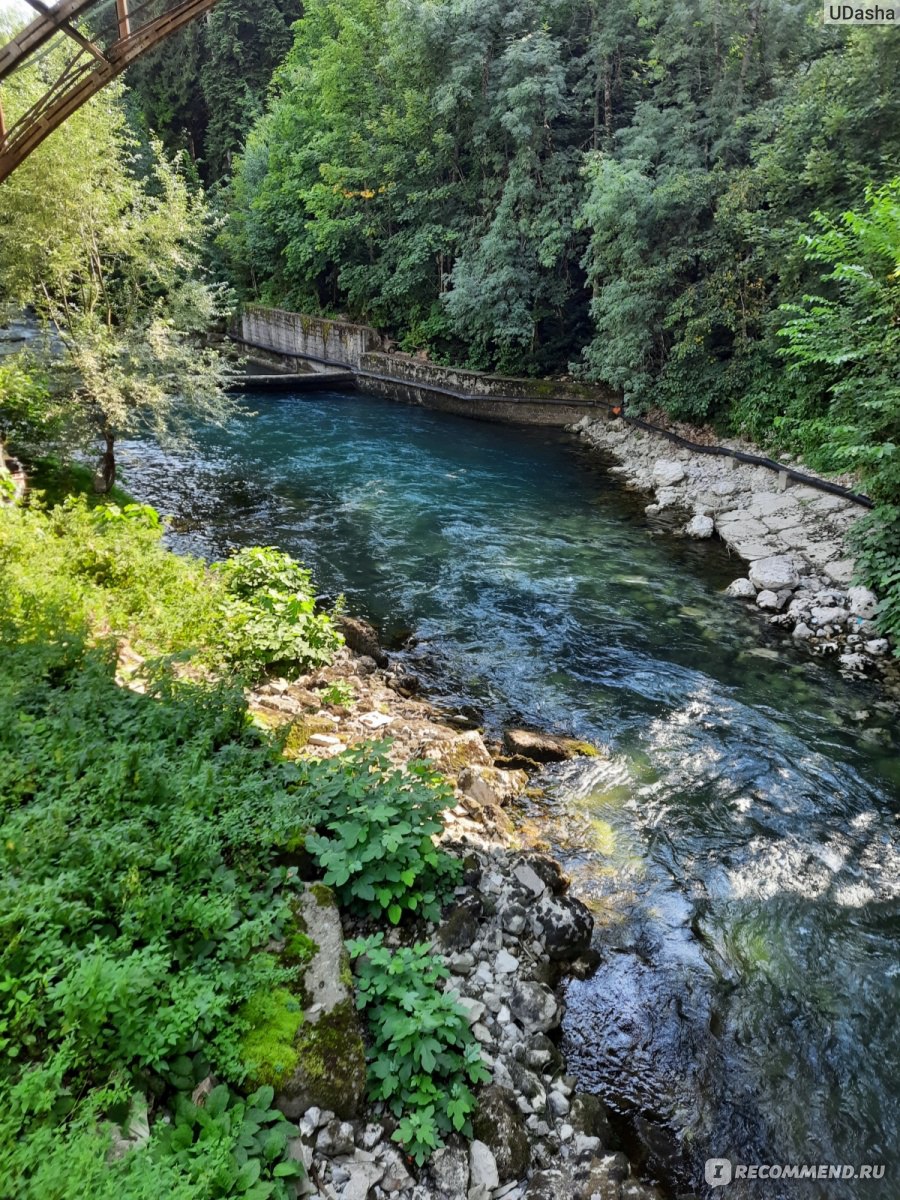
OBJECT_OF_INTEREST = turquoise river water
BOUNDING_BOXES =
[122,388,900,1200]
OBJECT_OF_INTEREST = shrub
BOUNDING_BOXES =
[347,935,490,1164]
[305,747,460,924]
[215,546,344,677]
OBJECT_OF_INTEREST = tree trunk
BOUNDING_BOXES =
[93,430,116,494]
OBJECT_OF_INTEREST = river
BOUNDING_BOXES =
[121,388,900,1199]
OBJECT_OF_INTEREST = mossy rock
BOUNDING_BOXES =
[240,883,366,1120]
[283,715,342,757]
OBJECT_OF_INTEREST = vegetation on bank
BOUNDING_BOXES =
[0,492,484,1195]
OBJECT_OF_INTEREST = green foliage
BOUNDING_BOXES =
[320,679,354,708]
[0,354,65,455]
[0,499,465,1194]
[305,748,460,924]
[347,935,489,1163]
[154,1084,304,1199]
[215,546,344,677]
[777,180,900,649]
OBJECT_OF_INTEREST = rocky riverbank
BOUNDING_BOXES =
[241,630,674,1200]
[571,415,897,682]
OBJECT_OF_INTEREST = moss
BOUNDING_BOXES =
[239,987,304,1091]
[309,882,334,908]
[283,715,338,757]
[286,998,367,1117]
[562,739,600,758]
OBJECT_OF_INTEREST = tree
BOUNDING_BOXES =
[0,44,234,491]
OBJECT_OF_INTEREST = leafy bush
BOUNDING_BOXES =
[215,546,343,677]
[154,1084,304,1199]
[305,747,460,924]
[347,935,489,1164]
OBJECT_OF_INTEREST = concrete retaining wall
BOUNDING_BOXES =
[237,306,616,425]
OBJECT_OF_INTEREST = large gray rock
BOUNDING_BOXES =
[652,459,686,487]
[509,980,561,1033]
[531,893,593,961]
[472,1086,531,1181]
[243,884,367,1121]
[503,728,573,763]
[748,555,800,593]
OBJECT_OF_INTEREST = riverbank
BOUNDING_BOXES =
[230,628,673,1200]
[571,414,898,683]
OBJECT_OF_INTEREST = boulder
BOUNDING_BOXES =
[241,884,367,1120]
[684,513,714,539]
[748,555,800,593]
[471,1086,531,1181]
[755,589,779,611]
[503,728,573,763]
[725,578,756,599]
[509,980,561,1033]
[531,892,593,961]
[652,460,686,487]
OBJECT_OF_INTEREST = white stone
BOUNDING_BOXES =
[358,711,393,730]
[810,606,847,628]
[756,590,779,611]
[848,586,879,619]
[469,1141,500,1192]
[685,513,715,539]
[494,949,519,974]
[512,863,546,896]
[865,639,889,657]
[792,623,814,641]
[726,578,756,599]
[824,559,855,585]
[839,653,868,673]
[749,556,800,593]
[653,459,686,487]
[342,1162,384,1200]
[456,996,486,1025]
[308,733,344,748]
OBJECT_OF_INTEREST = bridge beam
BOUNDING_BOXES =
[0,0,226,184]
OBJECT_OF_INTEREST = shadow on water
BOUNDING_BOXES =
[120,389,900,1200]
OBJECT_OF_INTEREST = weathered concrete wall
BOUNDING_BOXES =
[237,306,616,425]
[241,307,381,369]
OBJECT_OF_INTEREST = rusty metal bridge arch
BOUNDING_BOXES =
[0,0,224,184]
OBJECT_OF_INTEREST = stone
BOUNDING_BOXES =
[342,1162,384,1200]
[684,513,714,539]
[848,586,879,619]
[471,1086,531,1181]
[255,885,366,1121]
[456,996,486,1025]
[459,764,529,807]
[512,863,546,897]
[438,898,482,951]
[652,459,686,487]
[839,652,869,673]
[423,730,493,773]
[523,1170,567,1200]
[469,1140,500,1192]
[548,1090,570,1117]
[865,639,889,657]
[495,948,519,974]
[810,606,847,628]
[745,492,798,518]
[792,622,814,641]
[748,555,800,593]
[315,1118,355,1156]
[725,578,756,599]
[824,558,855,585]
[756,589,779,611]
[335,615,388,666]
[431,1142,470,1197]
[530,892,593,961]
[503,729,573,763]
[569,1093,614,1147]
[515,853,568,895]
[509,980,561,1033]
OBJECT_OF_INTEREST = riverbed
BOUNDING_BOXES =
[121,388,899,1199]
